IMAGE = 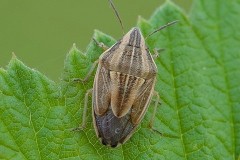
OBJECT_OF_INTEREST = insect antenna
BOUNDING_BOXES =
[108,0,125,35]
[145,20,179,40]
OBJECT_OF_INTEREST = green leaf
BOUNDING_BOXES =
[0,0,240,159]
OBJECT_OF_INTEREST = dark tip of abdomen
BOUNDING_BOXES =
[110,142,119,148]
[101,139,108,146]
[101,139,119,148]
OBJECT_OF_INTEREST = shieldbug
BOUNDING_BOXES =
[74,0,178,148]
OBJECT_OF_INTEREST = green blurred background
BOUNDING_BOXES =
[0,0,192,81]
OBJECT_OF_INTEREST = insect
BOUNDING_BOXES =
[74,0,178,148]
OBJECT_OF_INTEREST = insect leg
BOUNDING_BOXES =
[72,38,109,83]
[149,91,160,128]
[152,48,165,59]
[148,93,179,138]
[93,38,109,51]
[148,91,163,135]
[72,60,99,83]
[72,88,93,131]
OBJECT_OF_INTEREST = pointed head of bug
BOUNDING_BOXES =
[121,27,145,49]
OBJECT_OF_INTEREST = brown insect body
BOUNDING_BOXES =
[92,27,157,147]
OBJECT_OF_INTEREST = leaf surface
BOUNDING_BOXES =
[0,0,239,159]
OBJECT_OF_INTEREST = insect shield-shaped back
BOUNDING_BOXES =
[92,27,157,148]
